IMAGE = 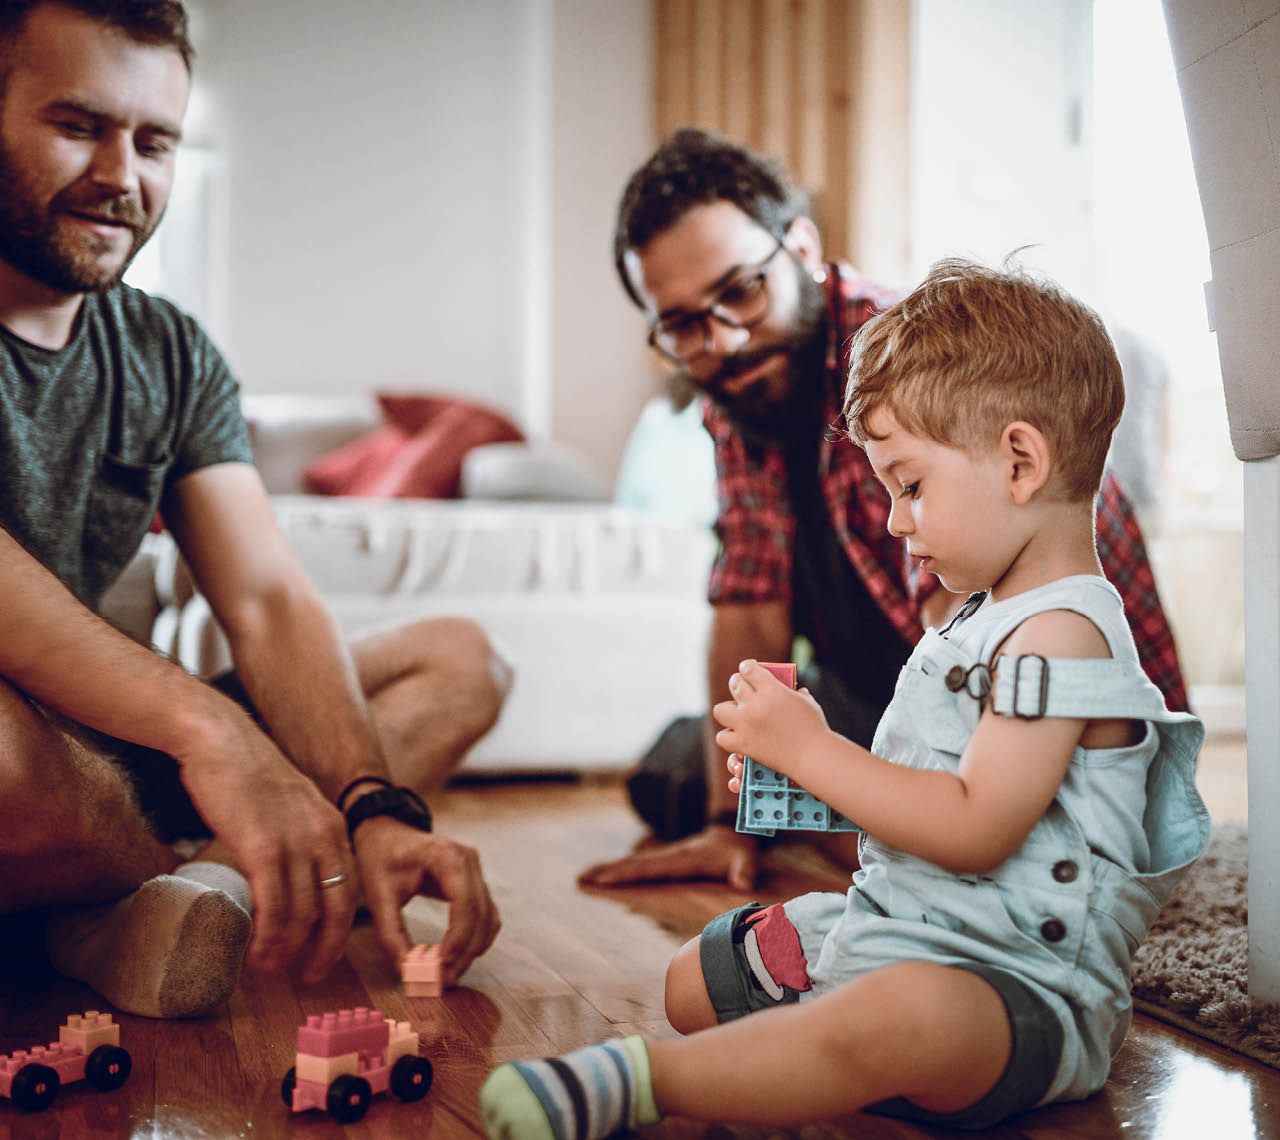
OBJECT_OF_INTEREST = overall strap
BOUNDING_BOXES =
[989,655,1165,721]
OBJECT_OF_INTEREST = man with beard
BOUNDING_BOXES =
[580,128,1188,890]
[0,0,505,1018]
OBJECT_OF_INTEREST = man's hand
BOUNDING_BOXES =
[352,817,499,988]
[175,704,359,982]
[712,659,830,777]
[578,825,760,891]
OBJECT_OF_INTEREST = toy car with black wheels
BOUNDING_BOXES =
[282,1007,433,1122]
[0,1013,131,1112]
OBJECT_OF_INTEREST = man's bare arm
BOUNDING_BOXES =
[165,463,500,982]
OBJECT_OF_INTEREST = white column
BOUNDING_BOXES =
[1247,455,1280,1001]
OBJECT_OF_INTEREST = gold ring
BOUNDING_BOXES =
[318,872,349,889]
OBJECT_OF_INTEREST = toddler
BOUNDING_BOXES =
[480,258,1209,1135]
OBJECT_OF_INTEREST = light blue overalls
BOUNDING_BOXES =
[778,574,1210,1108]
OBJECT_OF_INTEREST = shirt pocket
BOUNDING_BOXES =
[82,450,171,593]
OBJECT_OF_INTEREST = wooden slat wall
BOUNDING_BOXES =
[652,0,910,285]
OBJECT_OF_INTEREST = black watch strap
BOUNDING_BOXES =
[344,785,433,841]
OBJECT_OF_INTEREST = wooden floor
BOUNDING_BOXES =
[1,735,1273,1139]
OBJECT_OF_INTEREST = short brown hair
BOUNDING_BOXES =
[0,0,194,94]
[844,257,1124,501]
[613,128,809,309]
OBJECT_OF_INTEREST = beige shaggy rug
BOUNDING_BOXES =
[1131,820,1280,1068]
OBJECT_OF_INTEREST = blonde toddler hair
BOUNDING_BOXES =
[844,257,1124,502]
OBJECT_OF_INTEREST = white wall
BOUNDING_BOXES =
[909,0,1095,298]
[183,0,652,481]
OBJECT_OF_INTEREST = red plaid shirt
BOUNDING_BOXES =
[706,261,1189,712]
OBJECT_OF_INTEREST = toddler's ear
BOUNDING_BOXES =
[1001,421,1051,503]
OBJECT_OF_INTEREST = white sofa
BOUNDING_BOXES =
[101,394,716,773]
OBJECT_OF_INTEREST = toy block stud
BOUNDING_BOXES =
[401,944,442,997]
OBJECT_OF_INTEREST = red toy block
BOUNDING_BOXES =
[401,944,442,997]
[0,1013,131,1111]
[283,1009,432,1123]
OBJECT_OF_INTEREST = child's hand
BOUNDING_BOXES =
[712,659,830,777]
[726,752,745,794]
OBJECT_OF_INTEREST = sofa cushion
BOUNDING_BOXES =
[303,393,524,498]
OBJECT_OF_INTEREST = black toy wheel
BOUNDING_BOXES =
[84,1044,132,1091]
[280,1066,297,1107]
[326,1073,372,1123]
[10,1063,60,1111]
[389,1053,434,1102]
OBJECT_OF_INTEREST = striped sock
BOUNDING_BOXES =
[479,1035,659,1140]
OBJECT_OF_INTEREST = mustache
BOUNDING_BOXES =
[51,186,146,231]
[700,346,781,401]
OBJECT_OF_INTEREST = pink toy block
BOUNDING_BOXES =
[283,1008,432,1122]
[295,1007,389,1058]
[401,944,442,997]
[0,1013,131,1110]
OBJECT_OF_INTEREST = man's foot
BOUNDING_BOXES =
[44,863,252,1019]
[479,1035,659,1140]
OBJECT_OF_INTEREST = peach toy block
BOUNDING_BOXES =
[58,1011,119,1055]
[733,662,864,838]
[385,1020,419,1067]
[294,1050,359,1085]
[401,944,442,997]
[0,1013,131,1111]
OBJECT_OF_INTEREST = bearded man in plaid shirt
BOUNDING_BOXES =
[580,129,1188,891]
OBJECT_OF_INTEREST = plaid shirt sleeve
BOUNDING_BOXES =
[706,406,794,606]
[1095,470,1189,711]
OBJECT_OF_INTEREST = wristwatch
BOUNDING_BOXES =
[343,784,433,841]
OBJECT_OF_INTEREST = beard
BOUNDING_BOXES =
[0,133,157,294]
[669,257,828,444]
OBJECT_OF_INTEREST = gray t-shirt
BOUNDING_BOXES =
[0,284,253,608]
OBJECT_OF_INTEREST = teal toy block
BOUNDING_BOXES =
[735,757,861,837]
[731,661,861,838]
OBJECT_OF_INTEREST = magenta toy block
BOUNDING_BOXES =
[295,1007,390,1058]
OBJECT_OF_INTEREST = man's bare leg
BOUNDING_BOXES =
[0,680,252,1017]
[349,616,513,794]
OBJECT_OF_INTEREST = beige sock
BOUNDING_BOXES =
[45,863,252,1019]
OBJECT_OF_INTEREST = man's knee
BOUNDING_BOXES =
[404,615,514,717]
[0,679,62,808]
[665,936,719,1034]
[0,681,98,853]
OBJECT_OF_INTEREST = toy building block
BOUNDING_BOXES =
[734,662,862,838]
[283,1008,431,1123]
[401,944,443,997]
[58,1011,119,1055]
[0,1012,131,1111]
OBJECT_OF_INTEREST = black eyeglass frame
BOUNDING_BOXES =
[646,238,788,364]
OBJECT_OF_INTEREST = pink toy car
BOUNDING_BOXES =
[281,1007,433,1123]
[0,1012,130,1112]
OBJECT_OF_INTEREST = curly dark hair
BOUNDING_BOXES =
[613,127,809,308]
[0,0,194,90]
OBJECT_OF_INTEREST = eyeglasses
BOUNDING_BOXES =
[647,239,786,364]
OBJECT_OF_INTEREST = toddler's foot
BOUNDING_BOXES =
[44,862,252,1019]
[479,1035,658,1140]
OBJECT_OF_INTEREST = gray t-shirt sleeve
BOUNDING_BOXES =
[169,308,254,481]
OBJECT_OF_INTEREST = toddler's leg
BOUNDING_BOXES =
[480,961,1016,1138]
